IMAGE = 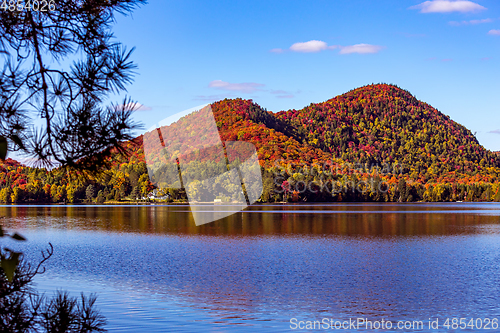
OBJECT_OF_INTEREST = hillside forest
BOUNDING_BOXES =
[2,84,500,204]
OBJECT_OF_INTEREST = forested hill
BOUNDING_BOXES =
[210,98,336,167]
[274,84,500,176]
[2,84,500,204]
[110,83,500,184]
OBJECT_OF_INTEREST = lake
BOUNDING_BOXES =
[1,203,500,332]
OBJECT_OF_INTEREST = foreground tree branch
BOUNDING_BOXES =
[0,0,146,170]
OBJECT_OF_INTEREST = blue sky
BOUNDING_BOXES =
[112,0,500,150]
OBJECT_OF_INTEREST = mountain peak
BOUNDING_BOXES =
[274,84,498,177]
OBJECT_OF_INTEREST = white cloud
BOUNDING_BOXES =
[410,0,486,13]
[272,41,382,55]
[270,89,295,98]
[194,94,235,101]
[289,40,336,53]
[339,44,385,54]
[209,80,265,93]
[488,29,500,35]
[449,18,493,26]
[270,48,284,53]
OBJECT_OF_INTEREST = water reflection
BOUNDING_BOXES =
[1,203,500,237]
[2,204,500,332]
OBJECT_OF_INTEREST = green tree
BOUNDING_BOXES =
[494,189,500,202]
[10,186,20,203]
[51,184,59,202]
[67,186,76,204]
[0,187,12,203]
[57,185,67,203]
[106,191,115,202]
[397,178,407,202]
[114,190,121,202]
[96,190,105,204]
[86,185,96,202]
[130,186,139,200]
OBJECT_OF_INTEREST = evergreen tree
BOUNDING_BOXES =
[86,184,96,202]
[96,190,105,204]
[0,0,146,169]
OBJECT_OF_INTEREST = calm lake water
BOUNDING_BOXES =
[1,203,500,332]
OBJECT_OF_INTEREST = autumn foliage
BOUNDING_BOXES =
[2,84,500,203]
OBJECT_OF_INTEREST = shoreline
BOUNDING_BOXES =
[1,201,499,207]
